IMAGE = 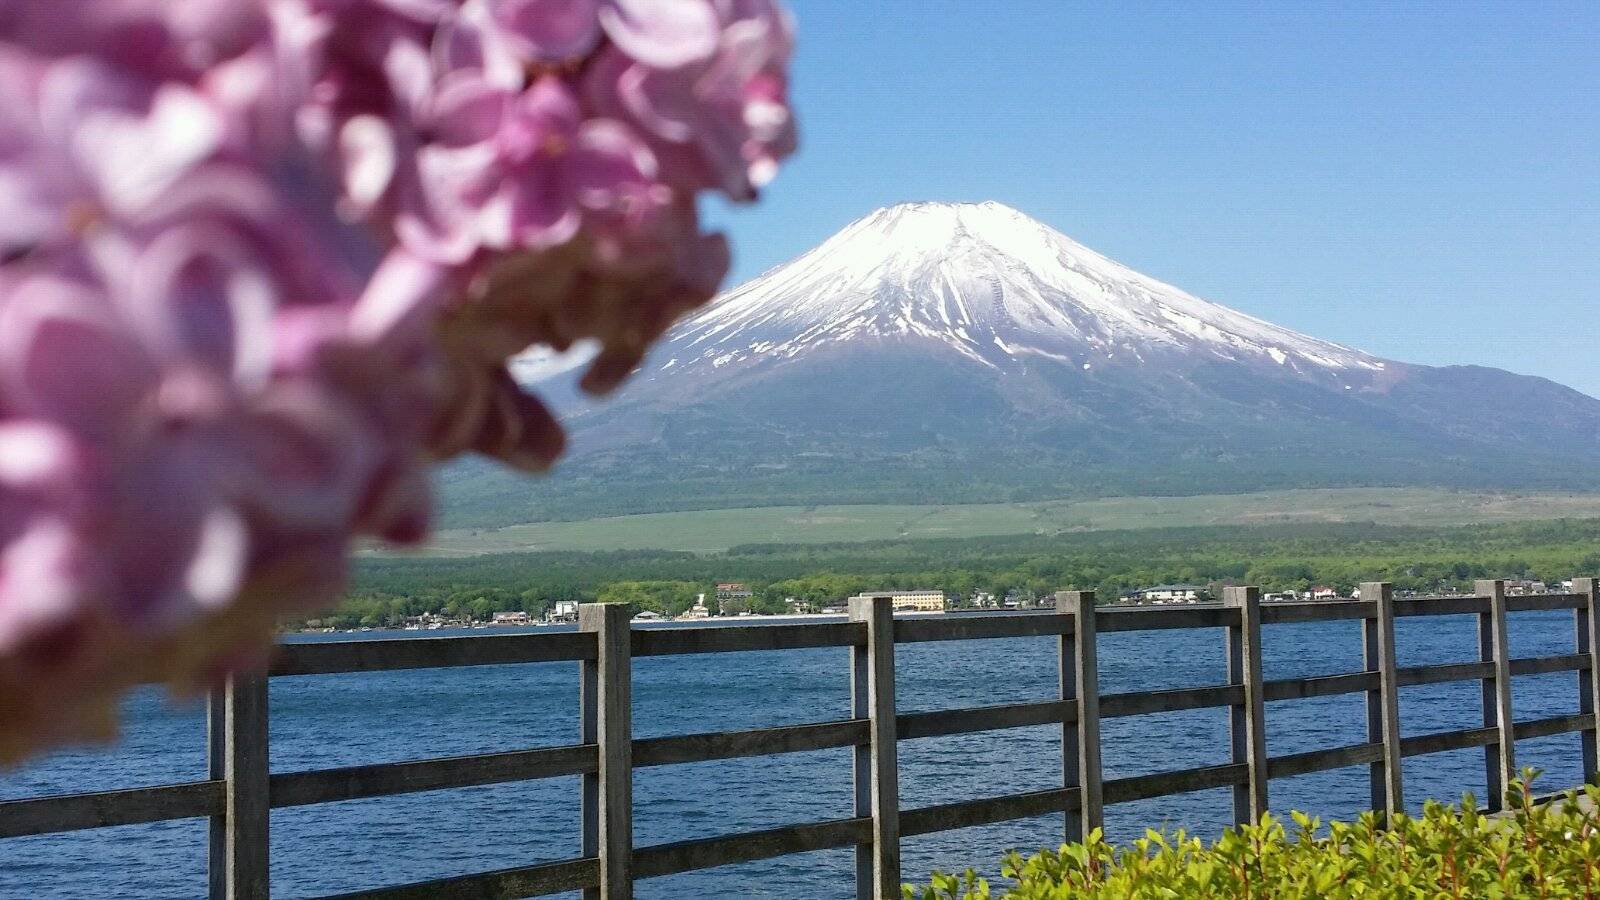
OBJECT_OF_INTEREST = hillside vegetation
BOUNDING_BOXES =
[908,775,1600,900]
[402,488,1600,555]
[332,519,1600,627]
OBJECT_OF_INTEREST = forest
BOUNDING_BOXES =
[311,519,1600,628]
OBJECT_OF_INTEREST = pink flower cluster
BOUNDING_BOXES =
[0,0,794,763]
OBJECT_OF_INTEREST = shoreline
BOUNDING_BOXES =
[289,608,983,636]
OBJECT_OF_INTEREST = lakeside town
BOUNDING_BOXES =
[292,577,1577,634]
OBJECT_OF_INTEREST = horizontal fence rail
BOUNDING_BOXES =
[3,581,1599,900]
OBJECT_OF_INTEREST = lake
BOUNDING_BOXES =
[0,610,1588,898]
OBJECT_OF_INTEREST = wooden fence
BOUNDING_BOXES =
[3,579,1600,899]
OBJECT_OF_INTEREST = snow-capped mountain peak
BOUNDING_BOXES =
[465,201,1600,523]
[653,201,1384,378]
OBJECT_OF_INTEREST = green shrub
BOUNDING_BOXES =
[907,772,1600,899]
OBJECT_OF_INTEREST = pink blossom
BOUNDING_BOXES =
[0,0,797,765]
[410,75,663,260]
[440,0,719,86]
[473,0,604,69]
[0,0,271,82]
[586,0,796,200]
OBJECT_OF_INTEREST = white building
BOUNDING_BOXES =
[849,590,948,612]
[681,593,712,619]
[547,600,580,623]
[1130,585,1205,603]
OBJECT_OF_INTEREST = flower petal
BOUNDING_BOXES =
[599,0,719,69]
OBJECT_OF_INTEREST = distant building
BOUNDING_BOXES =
[1129,584,1205,603]
[633,610,663,621]
[547,600,580,623]
[682,593,712,619]
[1505,580,1547,596]
[850,590,948,612]
[492,611,532,626]
[1308,586,1341,600]
[715,582,753,603]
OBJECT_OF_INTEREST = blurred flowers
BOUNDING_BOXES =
[0,0,795,763]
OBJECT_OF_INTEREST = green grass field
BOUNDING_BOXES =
[386,488,1600,556]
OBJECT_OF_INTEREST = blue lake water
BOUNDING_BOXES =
[0,610,1589,898]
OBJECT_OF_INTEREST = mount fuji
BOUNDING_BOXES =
[443,202,1600,525]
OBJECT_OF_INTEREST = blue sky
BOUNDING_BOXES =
[705,1,1600,396]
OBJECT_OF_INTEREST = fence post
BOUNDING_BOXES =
[850,595,900,900]
[1476,579,1516,810]
[208,673,269,900]
[1224,586,1268,824]
[1576,577,1600,784]
[580,603,633,900]
[1362,582,1404,820]
[1056,591,1102,841]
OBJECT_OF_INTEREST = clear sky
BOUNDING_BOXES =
[704,1,1600,396]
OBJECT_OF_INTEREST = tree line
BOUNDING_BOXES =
[312,519,1600,628]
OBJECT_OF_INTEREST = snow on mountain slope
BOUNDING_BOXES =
[452,201,1600,524]
[651,201,1386,379]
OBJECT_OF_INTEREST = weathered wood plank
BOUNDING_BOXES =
[272,631,595,676]
[1397,661,1496,686]
[1262,671,1377,702]
[580,603,633,900]
[1103,763,1250,805]
[635,721,865,767]
[632,621,863,657]
[1512,714,1593,741]
[893,614,1071,644]
[1257,593,1580,624]
[901,788,1080,838]
[1367,583,1405,818]
[1396,596,1490,617]
[1062,591,1103,841]
[0,781,224,839]
[1101,684,1242,718]
[1097,605,1238,633]
[1508,593,1587,613]
[1057,596,1082,846]
[318,857,599,899]
[1478,580,1516,812]
[1261,601,1374,625]
[1266,743,1385,780]
[850,595,900,900]
[1399,725,1499,757]
[208,690,226,899]
[270,745,596,808]
[214,674,269,900]
[1225,587,1268,824]
[633,818,871,880]
[1508,654,1591,677]
[897,700,1072,741]
[1578,578,1600,783]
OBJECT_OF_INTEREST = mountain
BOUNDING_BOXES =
[441,201,1600,526]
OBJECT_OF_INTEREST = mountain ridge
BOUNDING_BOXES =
[640,200,1386,386]
[441,202,1600,527]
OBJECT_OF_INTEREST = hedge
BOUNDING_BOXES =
[907,771,1600,899]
